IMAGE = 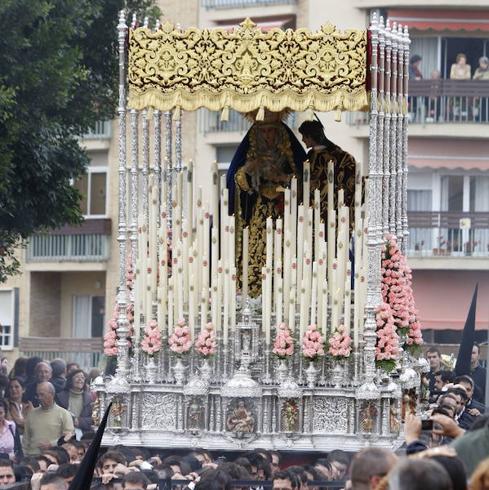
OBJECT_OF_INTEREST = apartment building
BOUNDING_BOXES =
[1,0,488,364]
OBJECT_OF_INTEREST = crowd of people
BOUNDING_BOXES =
[0,347,487,489]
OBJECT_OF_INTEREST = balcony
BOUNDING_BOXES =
[26,219,111,265]
[83,120,112,139]
[199,109,297,136]
[407,211,489,259]
[19,337,103,370]
[347,80,489,138]
[202,0,296,8]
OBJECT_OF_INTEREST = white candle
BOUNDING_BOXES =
[231,266,237,334]
[266,217,273,268]
[200,287,208,329]
[265,265,272,344]
[288,287,296,332]
[283,230,291,322]
[168,286,174,333]
[186,160,194,229]
[321,278,328,335]
[327,160,334,213]
[297,206,304,290]
[291,177,298,259]
[189,275,195,338]
[134,259,141,340]
[310,262,318,325]
[211,161,219,228]
[327,210,336,295]
[314,189,321,260]
[344,265,352,335]
[299,280,307,340]
[216,260,223,332]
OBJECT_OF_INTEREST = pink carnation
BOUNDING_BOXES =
[195,322,217,357]
[272,323,294,359]
[302,324,325,360]
[169,319,193,355]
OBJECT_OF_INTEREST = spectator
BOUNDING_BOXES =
[426,347,442,396]
[326,449,350,479]
[56,463,78,485]
[450,53,471,80]
[0,398,17,459]
[56,369,93,435]
[388,458,452,490]
[270,451,281,475]
[452,418,489,476]
[9,357,27,384]
[0,360,8,378]
[66,363,80,376]
[122,471,150,490]
[0,459,15,488]
[428,454,467,490]
[473,56,489,80]
[409,55,423,80]
[23,382,74,456]
[24,362,53,407]
[39,473,68,490]
[350,448,397,490]
[455,375,485,416]
[314,458,333,480]
[97,451,127,476]
[272,470,299,490]
[6,377,29,434]
[49,360,66,394]
[25,357,43,386]
[471,343,487,403]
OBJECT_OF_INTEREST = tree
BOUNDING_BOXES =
[0,0,159,282]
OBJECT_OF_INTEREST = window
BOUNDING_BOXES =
[73,295,105,338]
[73,169,107,217]
[407,190,432,211]
[411,37,439,79]
[440,175,464,212]
[0,290,15,350]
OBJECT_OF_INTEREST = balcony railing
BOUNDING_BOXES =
[20,337,103,370]
[199,109,297,134]
[27,233,110,262]
[347,80,489,126]
[202,0,296,8]
[407,211,489,257]
[83,120,112,139]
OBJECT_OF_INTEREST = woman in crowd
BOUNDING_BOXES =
[9,357,27,384]
[6,377,29,434]
[0,399,17,460]
[473,56,489,80]
[57,369,93,435]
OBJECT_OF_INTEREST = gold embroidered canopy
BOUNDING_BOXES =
[128,18,368,116]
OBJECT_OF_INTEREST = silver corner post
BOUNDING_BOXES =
[402,25,411,252]
[113,10,130,388]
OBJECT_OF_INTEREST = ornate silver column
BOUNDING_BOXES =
[389,23,398,236]
[142,109,150,224]
[362,12,382,388]
[402,26,411,251]
[396,24,405,241]
[382,21,392,236]
[153,110,162,215]
[164,112,173,224]
[376,17,385,244]
[113,10,130,385]
[129,110,139,272]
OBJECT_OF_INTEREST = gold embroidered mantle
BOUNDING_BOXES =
[128,19,368,114]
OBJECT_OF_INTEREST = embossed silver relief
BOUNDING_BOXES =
[312,398,349,433]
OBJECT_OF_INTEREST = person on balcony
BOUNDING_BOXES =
[473,56,489,80]
[409,54,423,80]
[473,57,489,122]
[450,53,471,80]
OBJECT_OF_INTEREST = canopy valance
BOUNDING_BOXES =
[127,18,368,117]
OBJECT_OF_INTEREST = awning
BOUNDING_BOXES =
[388,9,489,32]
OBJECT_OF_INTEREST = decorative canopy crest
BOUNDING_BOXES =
[128,18,368,115]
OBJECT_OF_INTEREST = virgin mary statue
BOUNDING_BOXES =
[226,119,306,298]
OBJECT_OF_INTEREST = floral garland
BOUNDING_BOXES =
[302,324,325,360]
[328,325,352,359]
[375,302,400,372]
[168,319,193,355]
[141,319,162,357]
[381,235,423,354]
[272,323,294,359]
[195,322,217,357]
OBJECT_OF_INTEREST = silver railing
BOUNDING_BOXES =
[26,233,110,261]
[202,0,296,8]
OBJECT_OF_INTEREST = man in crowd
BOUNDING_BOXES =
[471,343,487,403]
[39,473,68,490]
[0,460,16,488]
[456,374,485,416]
[23,382,74,455]
[122,472,150,490]
[426,347,442,397]
[50,359,67,394]
[24,362,53,407]
[272,470,299,490]
[388,459,452,490]
[350,448,397,490]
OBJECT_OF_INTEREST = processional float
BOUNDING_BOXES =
[93,11,428,450]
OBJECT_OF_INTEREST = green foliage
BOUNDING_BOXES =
[0,0,160,282]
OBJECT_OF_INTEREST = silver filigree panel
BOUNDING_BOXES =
[312,397,350,434]
[141,393,178,429]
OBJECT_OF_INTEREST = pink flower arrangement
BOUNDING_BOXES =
[302,324,325,360]
[168,319,193,355]
[375,302,400,372]
[141,319,162,357]
[103,303,134,357]
[328,325,352,359]
[272,323,294,359]
[195,322,217,357]
[381,235,423,353]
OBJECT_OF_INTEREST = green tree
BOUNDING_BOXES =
[0,0,159,282]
